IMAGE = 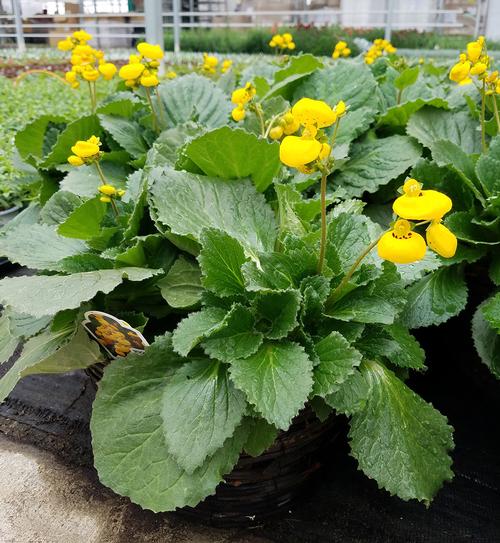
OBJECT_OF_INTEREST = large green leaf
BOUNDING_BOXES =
[407,107,482,154]
[60,161,128,197]
[482,292,500,331]
[0,223,87,271]
[324,369,369,416]
[57,197,107,240]
[99,114,147,158]
[157,74,231,128]
[15,115,65,165]
[313,331,362,397]
[229,341,313,430]
[91,335,248,512]
[0,314,18,366]
[253,290,300,339]
[0,267,158,318]
[40,191,83,225]
[198,229,246,297]
[336,135,422,197]
[349,360,454,503]
[41,115,102,168]
[475,135,500,195]
[146,122,200,168]
[243,418,278,457]
[472,299,500,379]
[201,304,263,362]
[401,266,468,328]
[445,211,500,245]
[183,127,281,192]
[161,359,247,473]
[0,324,102,403]
[158,256,202,308]
[148,167,277,256]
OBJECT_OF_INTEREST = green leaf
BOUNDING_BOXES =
[229,341,313,430]
[158,256,202,308]
[0,313,18,365]
[349,360,454,503]
[263,54,323,100]
[41,115,102,168]
[5,310,51,339]
[326,263,406,325]
[394,66,419,90]
[60,162,128,197]
[0,223,87,271]
[172,307,228,356]
[336,135,422,197]
[356,324,425,369]
[146,122,200,167]
[401,266,468,328]
[0,324,102,403]
[96,95,142,117]
[444,211,499,245]
[148,167,277,256]
[161,359,247,473]
[115,235,176,270]
[15,115,65,164]
[244,418,278,457]
[475,135,500,195]
[99,114,147,158]
[482,292,500,331]
[294,60,377,112]
[183,127,281,192]
[0,267,158,318]
[407,107,482,154]
[253,290,300,340]
[202,304,263,362]
[157,74,231,128]
[57,197,107,240]
[324,369,369,416]
[490,253,500,286]
[40,191,83,225]
[313,331,362,397]
[472,300,500,379]
[198,229,246,297]
[91,335,248,512]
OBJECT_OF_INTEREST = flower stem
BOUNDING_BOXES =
[87,81,96,114]
[145,87,159,133]
[330,117,341,149]
[317,169,328,275]
[254,103,266,137]
[94,162,107,185]
[110,198,120,217]
[481,79,487,153]
[327,234,383,304]
[154,86,167,129]
[492,94,500,134]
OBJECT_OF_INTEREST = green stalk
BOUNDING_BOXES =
[154,86,167,129]
[492,93,500,134]
[481,79,487,153]
[94,162,107,185]
[317,169,328,275]
[145,87,159,133]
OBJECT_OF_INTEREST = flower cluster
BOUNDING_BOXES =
[377,179,457,264]
[332,40,351,59]
[269,33,296,52]
[58,30,117,87]
[364,38,397,65]
[449,36,492,87]
[279,98,346,173]
[98,184,125,204]
[231,82,256,121]
[201,55,232,75]
[118,42,164,88]
[67,135,102,166]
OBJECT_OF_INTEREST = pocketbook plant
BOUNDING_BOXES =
[1,31,499,517]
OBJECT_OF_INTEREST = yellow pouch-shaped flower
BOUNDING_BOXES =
[279,136,322,168]
[137,42,164,60]
[119,63,145,81]
[449,60,471,83]
[467,40,483,63]
[426,222,457,258]
[393,179,452,221]
[377,220,427,264]
[71,138,100,158]
[98,62,117,80]
[67,155,84,166]
[140,74,159,87]
[73,30,92,42]
[58,38,74,51]
[292,98,337,128]
[82,67,100,81]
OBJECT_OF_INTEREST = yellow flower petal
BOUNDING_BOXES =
[426,222,457,258]
[279,136,322,168]
[291,98,337,128]
[377,221,427,264]
[119,63,145,81]
[67,155,84,166]
[393,189,452,221]
[98,184,117,196]
[71,139,100,159]
[98,62,117,80]
[137,42,164,60]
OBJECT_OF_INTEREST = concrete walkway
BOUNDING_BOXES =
[0,437,270,543]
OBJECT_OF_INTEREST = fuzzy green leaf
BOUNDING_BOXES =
[40,191,83,225]
[57,197,107,240]
[349,360,454,503]
[253,290,300,339]
[0,267,158,318]
[324,369,369,416]
[243,418,279,457]
[158,256,202,308]
[161,359,247,473]
[99,114,147,158]
[0,314,18,365]
[472,300,500,379]
[482,292,500,331]
[401,266,468,328]
[229,341,313,430]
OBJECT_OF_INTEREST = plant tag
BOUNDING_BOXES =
[82,310,149,359]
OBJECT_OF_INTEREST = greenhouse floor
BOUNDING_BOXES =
[1,278,499,542]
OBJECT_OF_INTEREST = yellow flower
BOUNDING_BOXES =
[222,59,233,73]
[449,59,471,83]
[272,34,284,47]
[343,48,351,57]
[203,53,218,68]
[73,30,92,42]
[119,63,145,81]
[279,135,322,169]
[100,196,111,203]
[393,179,452,221]
[98,62,117,80]
[282,112,300,135]
[269,126,284,140]
[231,83,255,105]
[283,33,293,44]
[470,62,487,76]
[67,155,84,166]
[81,67,100,81]
[71,136,101,159]
[292,98,337,129]
[166,71,177,79]
[426,221,457,258]
[140,74,159,87]
[377,219,427,264]
[458,77,473,86]
[231,105,246,122]
[467,40,483,63]
[137,42,164,60]
[319,142,331,160]
[129,54,141,64]
[287,42,296,50]
[335,100,346,117]
[98,184,117,196]
[58,38,74,51]
[65,71,77,84]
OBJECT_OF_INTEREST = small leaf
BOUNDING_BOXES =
[482,292,500,332]
[394,66,419,90]
[58,197,107,240]
[472,300,500,379]
[253,290,301,339]
[324,369,369,416]
[229,341,313,430]
[158,256,202,308]
[244,418,279,457]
